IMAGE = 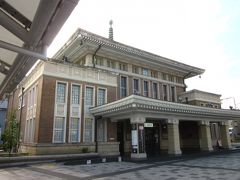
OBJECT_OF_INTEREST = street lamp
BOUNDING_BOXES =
[221,97,236,109]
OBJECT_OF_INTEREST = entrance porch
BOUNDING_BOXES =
[91,95,240,159]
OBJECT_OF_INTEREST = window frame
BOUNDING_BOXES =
[97,87,107,106]
[152,82,159,99]
[143,80,150,97]
[69,83,82,143]
[132,78,140,95]
[53,81,68,143]
[83,85,95,142]
[120,75,128,98]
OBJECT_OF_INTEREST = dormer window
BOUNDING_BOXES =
[162,73,167,80]
[96,56,104,66]
[142,68,148,76]
[169,75,174,82]
[119,63,128,71]
[132,66,139,74]
[151,70,158,78]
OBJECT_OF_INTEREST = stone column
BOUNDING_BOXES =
[220,121,232,149]
[130,115,146,159]
[167,119,182,155]
[199,120,213,151]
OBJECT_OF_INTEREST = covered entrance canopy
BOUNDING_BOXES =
[91,95,240,159]
[91,95,240,121]
[0,0,79,97]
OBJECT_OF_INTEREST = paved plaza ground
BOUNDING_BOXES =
[0,151,240,180]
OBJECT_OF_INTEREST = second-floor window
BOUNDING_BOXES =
[56,83,66,103]
[98,88,106,106]
[133,79,140,95]
[120,76,127,98]
[171,86,176,102]
[163,85,168,101]
[85,87,94,106]
[143,81,149,97]
[72,85,80,104]
[152,83,158,99]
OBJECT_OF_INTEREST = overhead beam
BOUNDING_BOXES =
[0,40,47,60]
[0,0,32,29]
[27,0,61,45]
[0,10,28,42]
[42,0,79,45]
[0,58,11,68]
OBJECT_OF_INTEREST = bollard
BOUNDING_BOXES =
[86,160,91,165]
[118,156,122,162]
[102,158,106,163]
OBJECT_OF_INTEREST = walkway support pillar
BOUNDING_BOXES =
[199,120,213,151]
[130,115,146,159]
[220,121,232,149]
[167,118,182,155]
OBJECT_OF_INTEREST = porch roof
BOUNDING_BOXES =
[90,95,240,121]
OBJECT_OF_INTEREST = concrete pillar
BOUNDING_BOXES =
[167,119,182,155]
[220,121,232,149]
[199,120,213,151]
[130,115,146,159]
[85,54,93,67]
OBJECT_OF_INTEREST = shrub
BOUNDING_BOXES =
[82,147,89,153]
[1,110,19,155]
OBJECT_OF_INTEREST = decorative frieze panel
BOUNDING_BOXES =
[44,62,117,87]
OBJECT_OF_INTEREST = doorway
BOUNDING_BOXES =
[117,122,124,156]
[145,122,160,156]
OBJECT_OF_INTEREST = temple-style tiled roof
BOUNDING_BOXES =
[53,28,205,78]
[90,95,240,121]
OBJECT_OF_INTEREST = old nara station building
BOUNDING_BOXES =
[7,25,240,159]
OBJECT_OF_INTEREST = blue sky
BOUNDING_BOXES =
[48,0,240,109]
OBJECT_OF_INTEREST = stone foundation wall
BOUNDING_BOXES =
[98,142,120,156]
[20,143,96,155]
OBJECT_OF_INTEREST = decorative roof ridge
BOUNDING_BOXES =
[76,28,204,74]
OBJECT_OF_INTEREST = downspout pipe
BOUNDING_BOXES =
[92,44,102,68]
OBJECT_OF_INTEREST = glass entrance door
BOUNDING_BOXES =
[145,122,160,156]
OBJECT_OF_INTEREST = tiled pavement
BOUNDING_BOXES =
[1,152,240,180]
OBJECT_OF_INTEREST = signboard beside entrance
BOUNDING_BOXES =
[144,123,153,128]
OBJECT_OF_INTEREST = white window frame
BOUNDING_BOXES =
[142,68,149,76]
[83,85,95,142]
[69,83,82,143]
[170,86,177,102]
[53,81,68,143]
[120,75,128,98]
[152,82,159,99]
[162,84,169,101]
[132,78,141,95]
[97,87,107,106]
[143,80,150,97]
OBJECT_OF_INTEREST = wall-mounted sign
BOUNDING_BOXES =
[144,123,153,128]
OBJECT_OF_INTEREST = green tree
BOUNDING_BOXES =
[1,110,19,155]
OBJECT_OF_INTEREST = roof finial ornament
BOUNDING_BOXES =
[109,20,114,41]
